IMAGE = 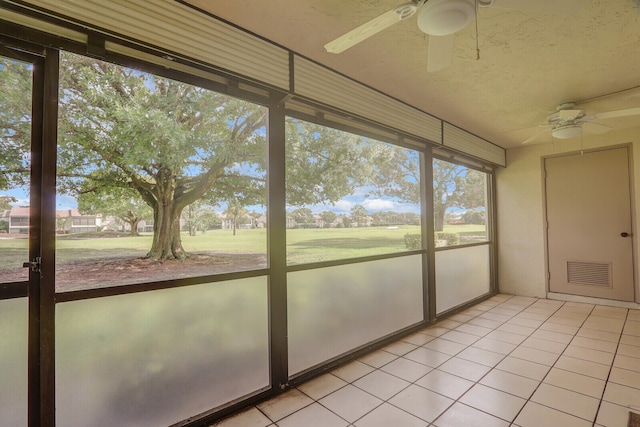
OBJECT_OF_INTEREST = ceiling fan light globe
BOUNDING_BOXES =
[417,0,476,36]
[552,124,582,139]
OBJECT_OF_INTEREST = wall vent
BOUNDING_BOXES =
[567,261,612,287]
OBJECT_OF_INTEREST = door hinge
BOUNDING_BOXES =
[547,271,551,280]
[22,256,42,273]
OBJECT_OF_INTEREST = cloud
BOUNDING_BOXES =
[362,199,395,211]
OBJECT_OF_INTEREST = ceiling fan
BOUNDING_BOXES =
[522,103,640,144]
[324,0,590,72]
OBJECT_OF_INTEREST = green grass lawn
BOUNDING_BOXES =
[0,224,487,270]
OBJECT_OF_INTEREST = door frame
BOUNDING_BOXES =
[542,143,638,303]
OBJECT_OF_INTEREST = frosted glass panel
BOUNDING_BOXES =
[0,298,28,427]
[288,255,424,375]
[436,245,490,313]
[56,277,269,427]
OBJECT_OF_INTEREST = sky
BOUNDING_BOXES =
[2,184,421,216]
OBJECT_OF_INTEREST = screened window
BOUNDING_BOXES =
[433,158,489,247]
[285,117,422,264]
[0,56,32,284]
[55,52,268,291]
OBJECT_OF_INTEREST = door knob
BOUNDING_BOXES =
[621,232,630,237]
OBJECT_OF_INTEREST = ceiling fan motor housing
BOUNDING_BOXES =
[417,0,476,36]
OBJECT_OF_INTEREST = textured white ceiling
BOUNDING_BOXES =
[184,0,640,149]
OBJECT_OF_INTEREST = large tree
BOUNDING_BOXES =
[78,185,153,236]
[373,147,486,232]
[350,204,369,227]
[0,195,17,211]
[223,199,247,236]
[56,53,267,259]
[319,210,336,228]
[0,57,32,191]
[432,159,486,231]
[289,207,314,228]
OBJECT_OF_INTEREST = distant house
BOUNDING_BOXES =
[255,214,267,228]
[4,207,98,234]
[137,219,154,233]
[55,209,98,234]
[7,207,30,234]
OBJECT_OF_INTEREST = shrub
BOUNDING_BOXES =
[462,209,485,225]
[435,232,460,246]
[404,233,422,250]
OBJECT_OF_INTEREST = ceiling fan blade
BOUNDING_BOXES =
[581,122,611,134]
[488,0,590,16]
[427,34,454,72]
[593,107,640,120]
[324,7,406,54]
[522,128,552,145]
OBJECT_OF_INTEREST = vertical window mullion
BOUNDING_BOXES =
[38,46,59,427]
[423,150,436,322]
[267,99,288,388]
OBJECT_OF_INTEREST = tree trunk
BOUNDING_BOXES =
[434,206,445,232]
[232,216,237,236]
[146,176,187,259]
[128,218,140,237]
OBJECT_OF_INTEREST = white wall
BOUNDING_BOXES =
[496,127,640,299]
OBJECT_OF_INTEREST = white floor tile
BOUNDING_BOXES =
[531,383,599,421]
[459,384,526,422]
[277,403,348,427]
[595,401,635,427]
[381,340,418,356]
[388,384,453,422]
[608,366,640,389]
[354,402,427,427]
[456,346,505,367]
[353,370,410,400]
[438,357,491,382]
[380,357,432,382]
[297,374,347,400]
[554,355,611,380]
[415,369,474,399]
[319,384,382,423]
[542,368,606,398]
[479,369,539,399]
[433,402,509,427]
[510,346,559,366]
[331,360,375,383]
[256,389,313,422]
[496,356,550,381]
[404,346,451,368]
[422,337,467,355]
[357,350,397,368]
[602,382,640,408]
[515,402,592,427]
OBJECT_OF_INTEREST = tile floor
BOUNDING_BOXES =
[212,294,640,427]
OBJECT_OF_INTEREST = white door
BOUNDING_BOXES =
[545,147,635,301]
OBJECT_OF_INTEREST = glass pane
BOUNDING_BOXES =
[56,52,267,291]
[436,245,490,313]
[0,57,32,283]
[56,277,269,427]
[0,297,28,426]
[285,117,422,264]
[288,255,424,376]
[433,158,488,247]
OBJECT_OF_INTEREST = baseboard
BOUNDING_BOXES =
[547,292,640,309]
